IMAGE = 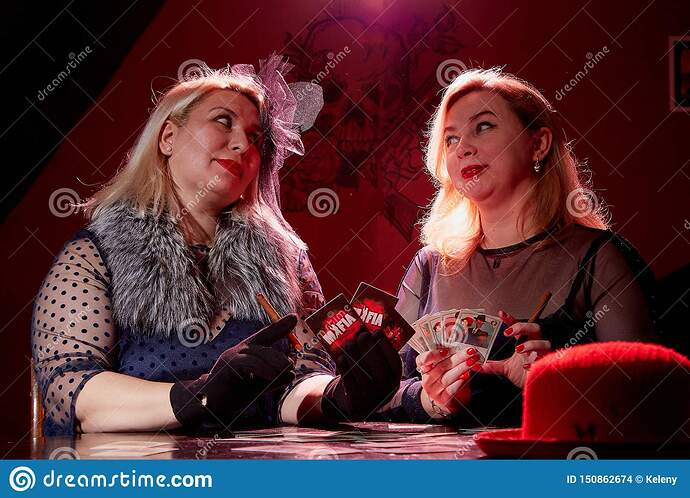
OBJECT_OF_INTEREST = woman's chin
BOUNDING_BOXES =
[190,182,243,208]
[454,179,490,201]
[212,177,243,197]
[221,190,244,207]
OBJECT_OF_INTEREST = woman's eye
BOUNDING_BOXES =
[215,115,232,127]
[445,135,459,147]
[476,121,495,133]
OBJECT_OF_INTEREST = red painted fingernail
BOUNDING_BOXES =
[504,327,513,336]
[516,344,525,353]
[460,371,470,380]
[466,347,476,355]
[523,364,531,370]
[466,357,477,366]
[471,363,482,372]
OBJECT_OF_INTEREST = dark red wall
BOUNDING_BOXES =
[2,0,689,439]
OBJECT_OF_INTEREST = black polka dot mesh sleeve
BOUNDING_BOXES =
[31,235,117,435]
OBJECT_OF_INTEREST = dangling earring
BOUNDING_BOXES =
[533,159,542,173]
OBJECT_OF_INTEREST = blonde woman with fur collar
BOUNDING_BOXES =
[31,56,401,435]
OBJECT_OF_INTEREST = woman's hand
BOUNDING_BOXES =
[169,314,298,428]
[417,346,480,416]
[476,310,552,388]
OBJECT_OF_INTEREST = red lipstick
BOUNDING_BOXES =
[215,159,243,178]
[460,164,488,180]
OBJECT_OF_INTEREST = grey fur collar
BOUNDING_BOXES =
[87,202,303,338]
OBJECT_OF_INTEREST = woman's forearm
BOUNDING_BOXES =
[280,374,334,424]
[75,371,181,433]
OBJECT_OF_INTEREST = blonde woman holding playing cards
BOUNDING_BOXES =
[382,68,658,424]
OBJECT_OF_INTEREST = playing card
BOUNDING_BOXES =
[410,332,430,353]
[350,282,415,350]
[408,306,506,365]
[411,317,434,350]
[441,309,462,346]
[485,319,512,361]
[417,313,441,348]
[231,445,362,456]
[358,445,460,455]
[290,318,319,351]
[305,294,365,359]
[407,331,425,353]
[426,313,445,347]
[413,311,459,350]
[89,442,177,451]
[89,441,175,449]
[88,448,178,457]
[417,315,432,347]
[456,311,502,362]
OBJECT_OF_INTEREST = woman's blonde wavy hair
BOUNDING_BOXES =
[83,66,305,249]
[421,67,609,273]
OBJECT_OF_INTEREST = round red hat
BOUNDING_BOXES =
[474,342,690,458]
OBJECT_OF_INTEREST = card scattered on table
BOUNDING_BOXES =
[87,439,178,457]
[89,441,176,450]
[88,448,179,458]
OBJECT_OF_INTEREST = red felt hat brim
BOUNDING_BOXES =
[474,428,690,459]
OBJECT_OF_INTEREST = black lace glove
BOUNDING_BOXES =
[322,329,403,421]
[170,314,297,428]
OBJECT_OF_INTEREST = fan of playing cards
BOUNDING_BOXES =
[301,282,508,366]
[409,309,507,362]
